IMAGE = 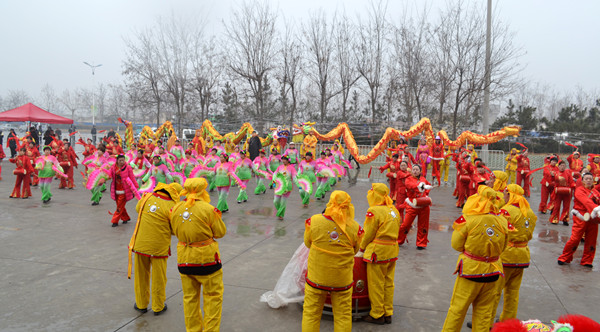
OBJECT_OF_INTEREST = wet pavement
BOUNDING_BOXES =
[0,168,598,332]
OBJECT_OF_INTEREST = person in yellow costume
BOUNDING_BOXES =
[302,131,317,158]
[439,146,453,186]
[492,170,509,209]
[302,190,363,332]
[489,184,537,327]
[441,186,508,332]
[170,178,227,332]
[467,144,478,164]
[358,183,401,325]
[270,139,282,155]
[505,148,519,184]
[224,137,236,154]
[128,182,183,315]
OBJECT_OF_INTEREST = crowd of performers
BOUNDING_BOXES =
[2,127,600,331]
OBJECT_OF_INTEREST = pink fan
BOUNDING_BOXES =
[139,176,157,194]
[86,168,110,190]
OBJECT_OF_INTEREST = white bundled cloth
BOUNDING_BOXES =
[260,243,309,308]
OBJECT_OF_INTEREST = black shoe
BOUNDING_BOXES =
[43,199,50,204]
[22,196,29,199]
[122,220,129,224]
[467,321,472,329]
[417,246,426,250]
[363,315,385,325]
[562,221,569,226]
[557,260,567,265]
[134,304,148,314]
[101,189,106,193]
[384,316,392,324]
[237,201,242,204]
[583,264,593,268]
[112,223,118,227]
[91,202,99,206]
[243,199,247,202]
[154,304,167,316]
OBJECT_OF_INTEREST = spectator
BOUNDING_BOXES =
[43,127,54,146]
[91,125,97,144]
[55,128,62,140]
[29,126,39,147]
[8,129,18,158]
[248,131,261,160]
[107,128,116,138]
[68,125,76,146]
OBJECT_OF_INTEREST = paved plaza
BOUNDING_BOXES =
[0,168,598,331]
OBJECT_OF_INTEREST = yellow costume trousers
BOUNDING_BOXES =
[134,254,167,312]
[366,261,396,319]
[441,164,450,182]
[490,267,524,325]
[302,284,352,332]
[506,170,516,184]
[181,269,224,332]
[442,276,499,332]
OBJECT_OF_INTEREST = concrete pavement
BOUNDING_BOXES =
[0,168,598,332]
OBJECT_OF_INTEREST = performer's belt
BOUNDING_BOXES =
[463,251,499,263]
[507,241,528,248]
[373,238,397,245]
[178,239,215,247]
[306,276,354,292]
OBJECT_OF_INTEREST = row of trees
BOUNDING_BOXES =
[1,1,598,142]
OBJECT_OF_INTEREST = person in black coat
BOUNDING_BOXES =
[43,127,54,146]
[8,129,18,158]
[29,126,39,147]
[91,125,97,144]
[248,131,262,161]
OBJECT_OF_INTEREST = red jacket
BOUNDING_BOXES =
[516,155,530,172]
[109,164,138,201]
[10,155,34,173]
[567,155,583,172]
[404,175,430,200]
[573,185,600,215]
[541,165,559,187]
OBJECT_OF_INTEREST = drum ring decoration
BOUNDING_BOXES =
[355,280,366,293]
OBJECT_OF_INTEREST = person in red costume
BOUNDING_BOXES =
[430,136,445,186]
[379,154,400,201]
[400,145,416,166]
[516,149,531,197]
[470,159,490,196]
[108,154,139,227]
[62,140,78,189]
[9,147,35,198]
[26,141,40,186]
[567,150,583,179]
[397,164,433,249]
[557,172,599,268]
[539,157,558,214]
[550,161,575,225]
[456,151,474,208]
[394,161,411,220]
[585,154,600,189]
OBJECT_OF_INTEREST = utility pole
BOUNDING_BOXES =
[83,62,102,125]
[482,0,492,161]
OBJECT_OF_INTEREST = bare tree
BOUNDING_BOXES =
[123,27,165,127]
[190,35,223,121]
[302,10,338,122]
[39,84,61,114]
[224,1,278,131]
[334,12,360,122]
[279,18,303,131]
[3,90,31,110]
[59,89,80,120]
[354,0,388,123]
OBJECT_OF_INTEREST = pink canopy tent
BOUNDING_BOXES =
[0,103,73,124]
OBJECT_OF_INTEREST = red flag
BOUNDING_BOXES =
[69,131,78,136]
[367,166,372,178]
[565,142,578,149]
[98,130,106,133]
[516,142,527,150]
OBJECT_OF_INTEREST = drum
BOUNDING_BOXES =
[459,175,471,183]
[414,196,432,207]
[13,169,25,176]
[555,187,571,195]
[60,161,70,168]
[323,256,370,318]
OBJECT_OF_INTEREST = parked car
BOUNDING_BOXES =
[182,128,195,139]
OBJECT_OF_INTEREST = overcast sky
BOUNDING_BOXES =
[1,0,598,99]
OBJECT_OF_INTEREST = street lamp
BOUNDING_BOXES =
[83,61,102,125]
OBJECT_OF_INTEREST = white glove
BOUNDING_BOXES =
[423,184,433,190]
[405,198,417,208]
[418,182,426,192]
[355,250,364,258]
[571,209,586,221]
[591,206,600,219]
